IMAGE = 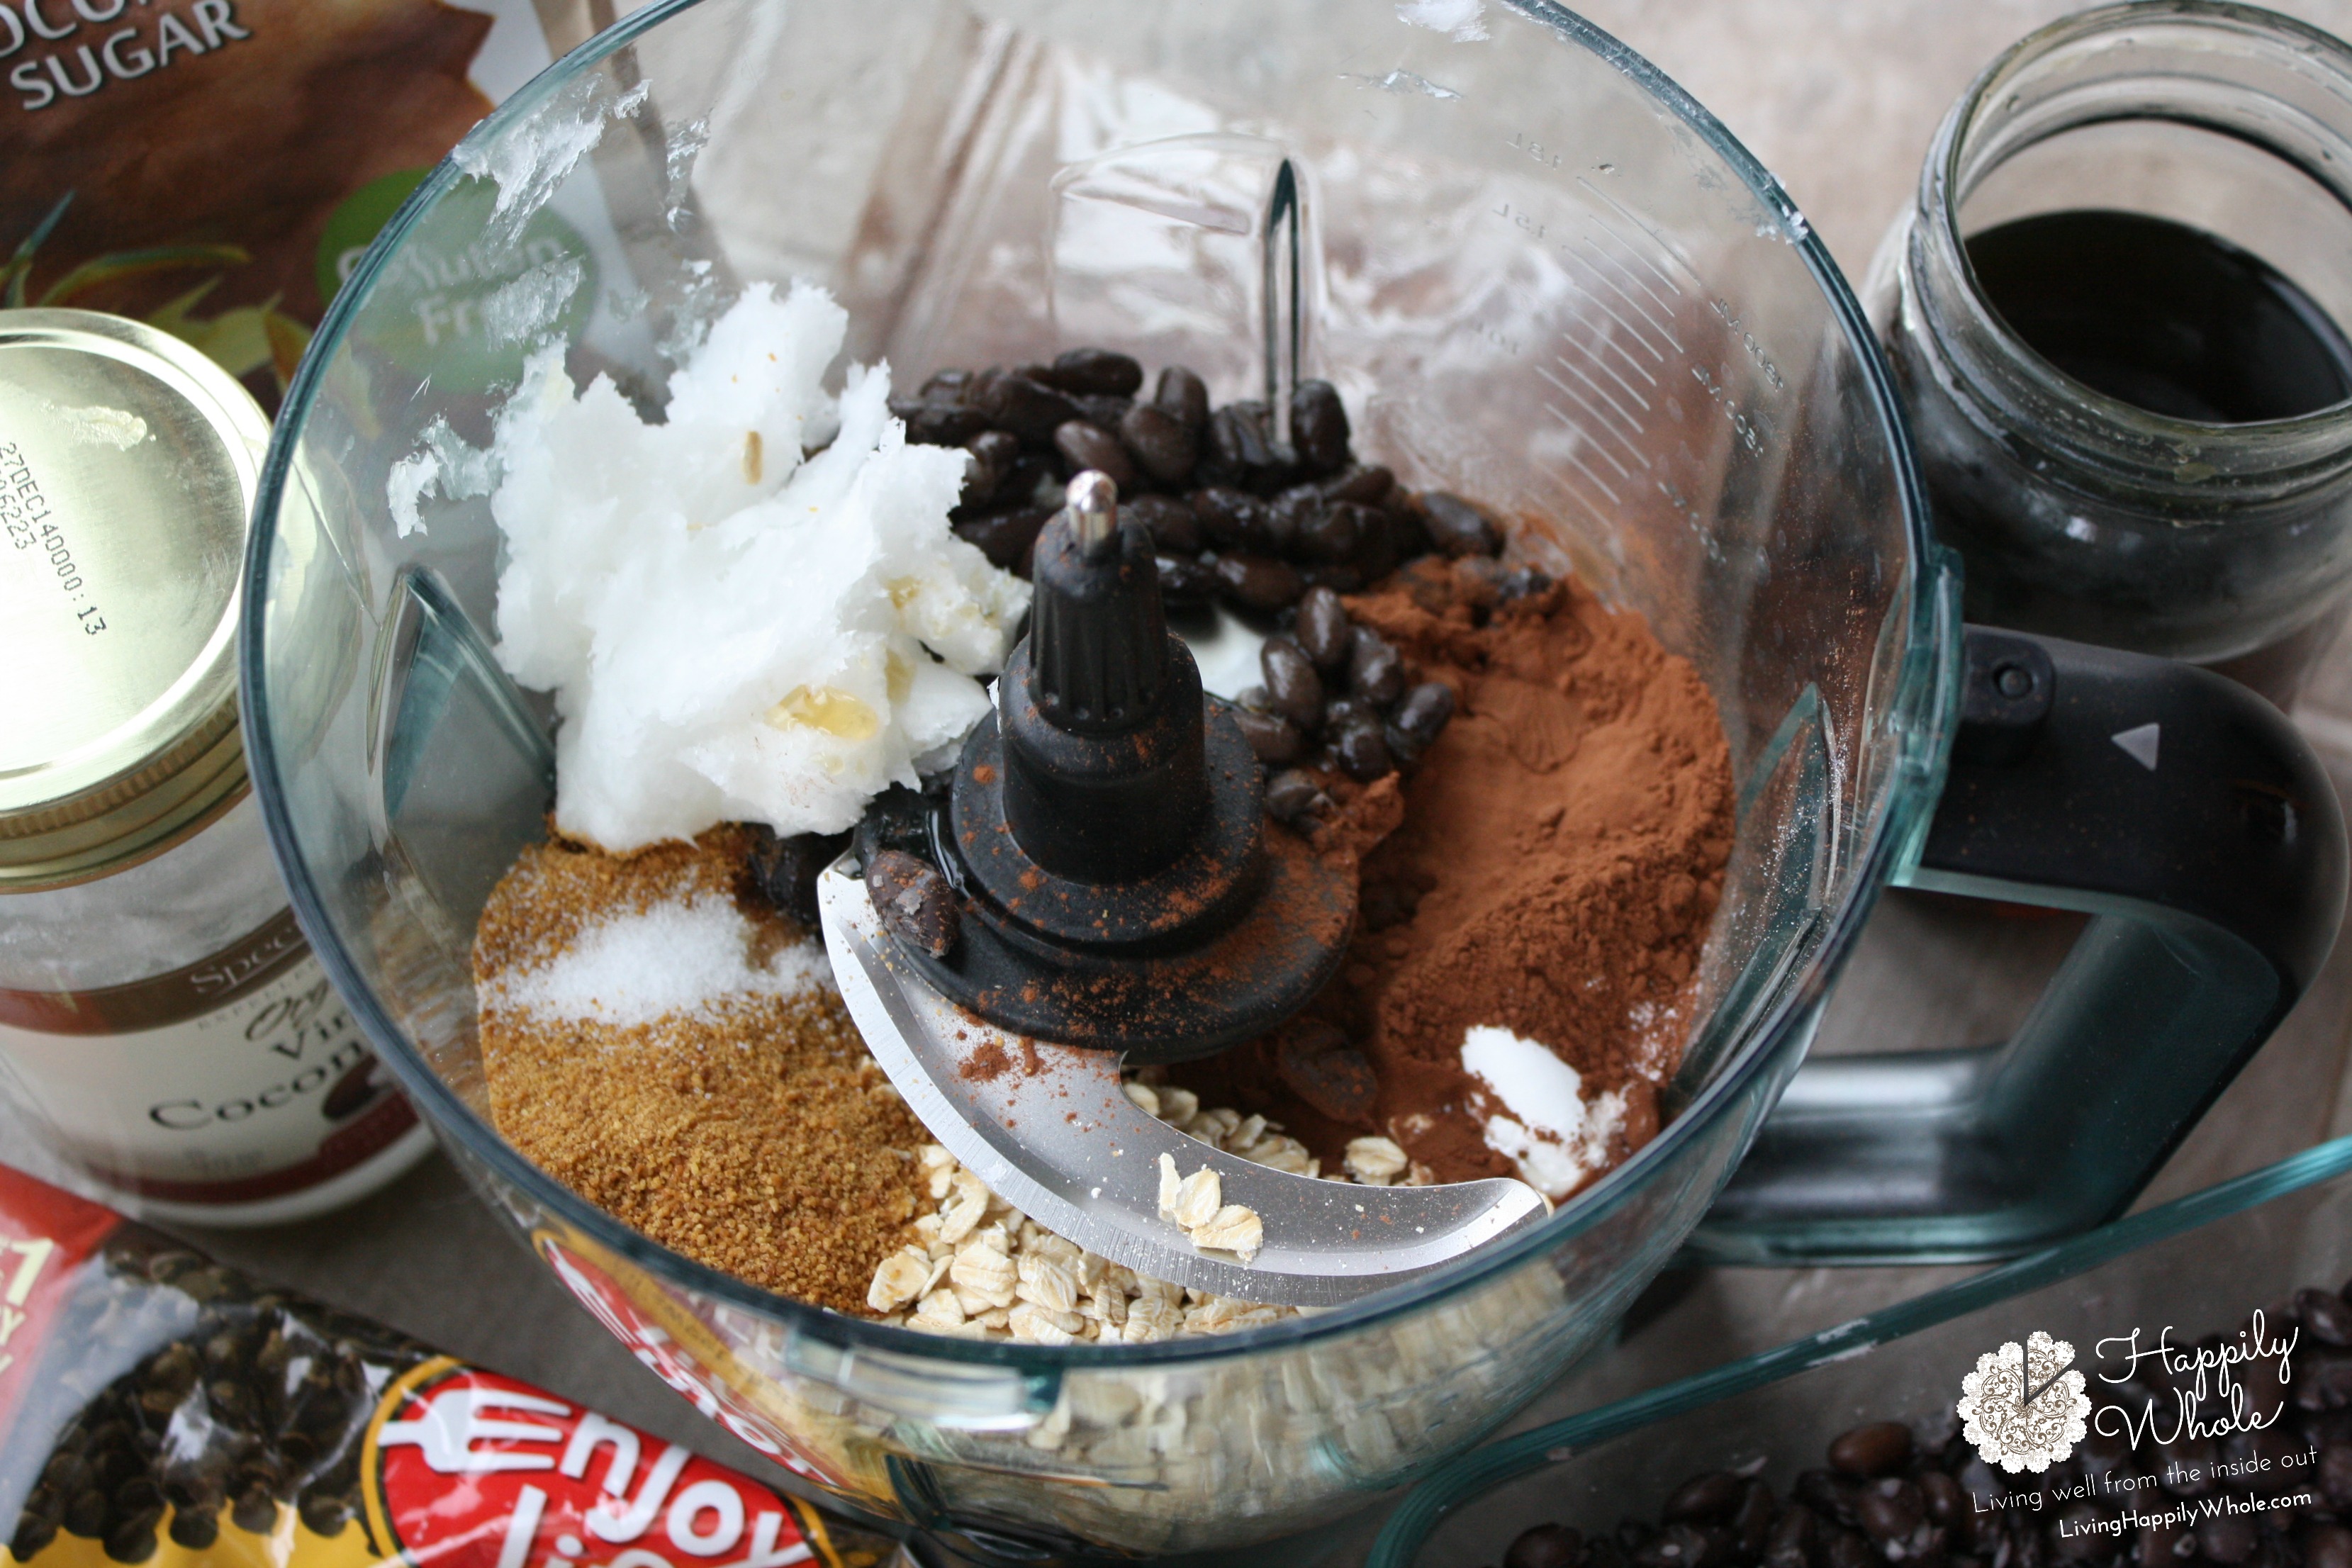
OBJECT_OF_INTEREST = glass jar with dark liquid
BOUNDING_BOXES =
[1881,0,2352,708]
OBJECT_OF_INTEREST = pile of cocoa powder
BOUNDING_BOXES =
[1172,554,1735,1187]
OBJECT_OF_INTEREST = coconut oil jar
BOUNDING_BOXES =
[0,310,428,1223]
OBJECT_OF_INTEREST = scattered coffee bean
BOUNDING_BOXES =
[1665,1473,1747,1525]
[1211,552,1305,612]
[1853,1481,1921,1542]
[1289,379,1351,474]
[746,827,854,929]
[1293,587,1353,673]
[1263,769,1327,823]
[1206,403,1277,484]
[2197,1516,2259,1564]
[1054,421,1136,491]
[919,369,973,403]
[1155,553,1216,609]
[1423,491,1502,556]
[979,373,1084,444]
[866,849,960,959]
[1126,494,1202,554]
[1501,565,1555,601]
[1322,463,1394,505]
[1329,715,1394,781]
[952,506,1053,573]
[890,397,990,447]
[1233,708,1304,767]
[1829,1421,1915,1479]
[1260,637,1325,729]
[960,430,1020,506]
[2309,1525,2352,1568]
[1385,681,1455,763]
[1045,347,1143,396]
[1191,486,1263,549]
[1120,403,1198,486]
[1294,499,1363,563]
[1154,364,1210,432]
[1348,628,1406,708]
[1508,1523,1586,1568]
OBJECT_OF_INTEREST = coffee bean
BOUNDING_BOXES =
[1856,1479,1922,1542]
[2302,1289,2352,1347]
[1191,487,1264,549]
[1155,365,1210,432]
[1273,1024,1377,1121]
[2135,1524,2190,1568]
[1264,769,1327,824]
[1323,696,1379,732]
[866,850,959,959]
[298,1491,352,1537]
[1635,1525,1719,1568]
[1732,1482,1776,1553]
[167,1509,218,1551]
[1208,403,1277,483]
[1045,347,1143,396]
[103,1511,162,1564]
[2197,1516,2258,1564]
[919,369,974,403]
[889,397,991,446]
[1119,403,1197,486]
[1054,420,1136,490]
[1233,708,1303,767]
[1664,1473,1746,1525]
[961,430,1020,505]
[1920,1471,1964,1528]
[953,507,1053,575]
[1795,1472,1861,1530]
[1260,637,1324,729]
[1830,1421,1915,1479]
[2306,1525,2352,1568]
[1289,379,1351,474]
[1508,1524,1585,1568]
[14,1514,61,1560]
[746,827,853,929]
[979,374,1084,445]
[1345,628,1406,709]
[1387,681,1455,763]
[230,1485,276,1537]
[1331,715,1394,780]
[1253,490,1305,555]
[1294,588,1353,673]
[1501,566,1555,601]
[1824,1532,1874,1568]
[1295,500,1364,563]
[1124,494,1201,554]
[66,1488,108,1538]
[1764,1506,1817,1568]
[1322,464,1395,505]
[1155,554,1216,609]
[1074,393,1133,433]
[1211,552,1304,612]
[1423,491,1503,556]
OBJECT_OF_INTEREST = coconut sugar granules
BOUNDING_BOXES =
[473,826,926,1314]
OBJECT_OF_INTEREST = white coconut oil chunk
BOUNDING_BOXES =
[483,279,1031,850]
[1459,1025,1627,1200]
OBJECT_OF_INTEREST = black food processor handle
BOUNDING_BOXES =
[1691,626,2347,1262]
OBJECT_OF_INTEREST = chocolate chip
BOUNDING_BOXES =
[1232,708,1303,767]
[889,397,990,446]
[979,374,1084,445]
[1289,379,1351,474]
[1211,552,1304,612]
[1273,1024,1377,1121]
[1045,347,1143,396]
[1155,553,1216,608]
[2302,1289,2352,1347]
[1191,487,1263,549]
[1154,365,1210,432]
[1423,491,1502,556]
[953,507,1053,575]
[866,850,959,959]
[1119,403,1197,486]
[1054,420,1136,490]
[1348,627,1406,707]
[1260,637,1324,729]
[1507,1524,1585,1568]
[1664,1473,1746,1526]
[1830,1421,1915,1478]
[746,827,853,929]
[1330,715,1394,780]
[1264,769,1326,822]
[1294,587,1353,673]
[1126,494,1202,554]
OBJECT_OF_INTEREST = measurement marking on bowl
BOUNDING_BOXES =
[1536,368,1642,481]
[1557,337,1654,413]
[1538,357,1650,457]
[1576,237,1684,352]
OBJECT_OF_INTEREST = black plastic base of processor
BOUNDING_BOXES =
[853,705,1356,1064]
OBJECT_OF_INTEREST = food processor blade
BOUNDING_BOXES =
[818,863,1548,1308]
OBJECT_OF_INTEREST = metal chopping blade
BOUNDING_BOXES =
[818,865,1548,1309]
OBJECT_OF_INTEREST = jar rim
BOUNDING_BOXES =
[1914,0,2352,497]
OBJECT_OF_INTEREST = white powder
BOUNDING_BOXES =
[1460,1024,1626,1199]
[488,893,831,1027]
[479,279,1030,849]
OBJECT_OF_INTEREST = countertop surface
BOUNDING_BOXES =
[111,0,2352,1561]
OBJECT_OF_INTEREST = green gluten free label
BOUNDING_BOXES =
[316,168,596,390]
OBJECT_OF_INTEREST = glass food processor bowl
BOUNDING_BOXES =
[237,0,2341,1557]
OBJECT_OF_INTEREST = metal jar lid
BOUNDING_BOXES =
[0,309,271,890]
